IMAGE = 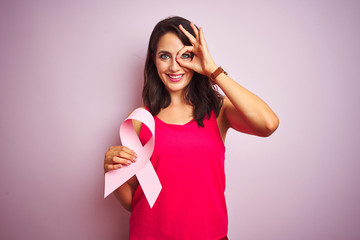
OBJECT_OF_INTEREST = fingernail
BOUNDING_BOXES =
[133,157,137,162]
[127,160,132,165]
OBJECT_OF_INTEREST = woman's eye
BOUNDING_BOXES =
[160,54,170,59]
[181,53,191,59]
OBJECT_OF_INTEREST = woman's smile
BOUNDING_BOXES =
[167,74,184,82]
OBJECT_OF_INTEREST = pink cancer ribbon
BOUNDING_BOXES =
[104,108,162,208]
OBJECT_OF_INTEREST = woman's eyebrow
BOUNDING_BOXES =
[157,50,172,55]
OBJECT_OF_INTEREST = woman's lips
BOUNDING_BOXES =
[167,74,184,82]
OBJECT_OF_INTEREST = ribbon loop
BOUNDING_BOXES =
[104,108,161,208]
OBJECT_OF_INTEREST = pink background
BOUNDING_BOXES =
[1,0,359,239]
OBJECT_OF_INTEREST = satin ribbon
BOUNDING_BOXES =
[104,108,162,208]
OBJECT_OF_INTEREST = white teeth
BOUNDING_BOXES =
[168,74,183,79]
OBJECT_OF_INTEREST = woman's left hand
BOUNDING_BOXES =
[177,22,218,77]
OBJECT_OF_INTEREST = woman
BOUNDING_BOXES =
[104,16,279,239]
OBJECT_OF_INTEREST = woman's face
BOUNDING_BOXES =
[154,32,194,94]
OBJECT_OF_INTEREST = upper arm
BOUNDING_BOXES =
[217,97,258,138]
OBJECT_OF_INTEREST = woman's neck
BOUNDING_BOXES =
[158,92,194,124]
[168,90,186,106]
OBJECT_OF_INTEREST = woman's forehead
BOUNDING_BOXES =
[156,32,185,54]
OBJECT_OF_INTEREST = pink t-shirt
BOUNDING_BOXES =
[129,112,227,239]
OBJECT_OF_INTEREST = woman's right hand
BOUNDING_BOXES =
[104,146,137,172]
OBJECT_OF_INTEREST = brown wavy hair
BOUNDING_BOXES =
[142,16,223,127]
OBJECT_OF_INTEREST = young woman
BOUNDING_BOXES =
[104,16,279,240]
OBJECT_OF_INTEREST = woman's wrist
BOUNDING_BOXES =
[209,66,228,84]
[206,64,219,78]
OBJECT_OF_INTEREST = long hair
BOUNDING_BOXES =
[142,16,223,127]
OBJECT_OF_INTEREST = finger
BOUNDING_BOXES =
[190,22,199,41]
[179,24,196,45]
[105,145,137,161]
[118,150,137,162]
[199,27,206,46]
[120,146,137,157]
[112,156,134,165]
[176,58,193,70]
[176,46,194,59]
[176,46,195,69]
[109,145,122,151]
[104,163,122,172]
[108,148,137,162]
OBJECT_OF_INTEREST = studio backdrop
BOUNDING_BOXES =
[1,0,359,239]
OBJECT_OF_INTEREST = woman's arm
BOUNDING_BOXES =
[177,23,279,139]
[112,175,138,212]
[214,70,279,138]
[104,119,142,211]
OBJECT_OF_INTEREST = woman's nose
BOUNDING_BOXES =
[169,58,181,72]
